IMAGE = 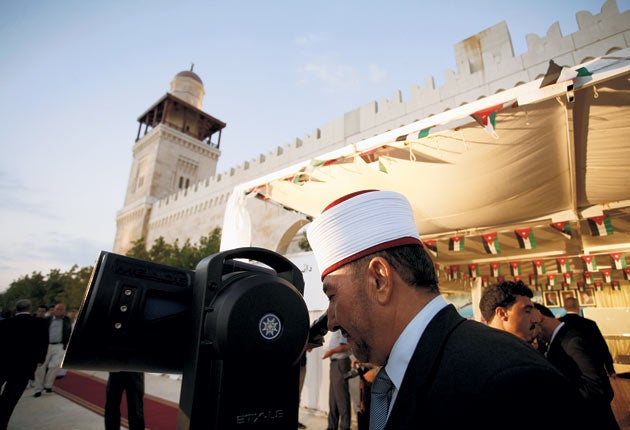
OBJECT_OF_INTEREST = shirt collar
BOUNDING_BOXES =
[385,295,448,391]
[550,321,565,345]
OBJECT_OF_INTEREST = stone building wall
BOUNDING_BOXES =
[118,0,630,254]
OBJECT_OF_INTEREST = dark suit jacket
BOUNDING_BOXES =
[559,313,615,375]
[546,323,618,429]
[546,323,614,402]
[0,314,49,378]
[383,305,584,430]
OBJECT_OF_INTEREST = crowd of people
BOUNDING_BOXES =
[1,189,623,430]
[0,301,145,430]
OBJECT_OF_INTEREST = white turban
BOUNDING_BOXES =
[307,190,422,280]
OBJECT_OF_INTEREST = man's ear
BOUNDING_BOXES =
[367,257,393,305]
[495,306,509,321]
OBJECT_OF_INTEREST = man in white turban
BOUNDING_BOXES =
[307,190,585,430]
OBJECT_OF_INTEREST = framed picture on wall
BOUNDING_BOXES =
[543,291,560,308]
[560,290,577,307]
[578,288,596,306]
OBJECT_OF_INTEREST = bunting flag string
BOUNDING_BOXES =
[528,274,537,286]
[481,276,489,287]
[601,269,612,283]
[547,274,556,287]
[563,272,573,285]
[612,280,621,291]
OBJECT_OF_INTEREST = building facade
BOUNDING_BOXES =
[114,0,630,258]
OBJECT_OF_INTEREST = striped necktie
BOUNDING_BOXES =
[370,368,394,430]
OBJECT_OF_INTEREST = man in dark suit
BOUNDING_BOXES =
[536,303,619,429]
[306,190,584,430]
[0,299,48,430]
[560,297,616,377]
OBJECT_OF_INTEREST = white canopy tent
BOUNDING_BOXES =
[223,51,630,291]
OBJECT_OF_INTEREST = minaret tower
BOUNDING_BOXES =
[113,68,226,254]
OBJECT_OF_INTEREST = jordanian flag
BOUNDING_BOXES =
[563,272,573,285]
[539,59,592,88]
[581,255,598,272]
[612,280,621,291]
[601,269,612,283]
[449,236,465,252]
[509,261,521,277]
[422,240,438,258]
[529,274,537,286]
[547,274,556,287]
[468,263,479,277]
[532,259,546,275]
[514,228,536,249]
[594,281,603,291]
[496,276,505,283]
[395,128,432,142]
[481,276,489,287]
[556,257,571,273]
[490,262,501,277]
[583,271,594,285]
[610,253,627,269]
[588,216,613,236]
[550,221,572,239]
[450,265,460,280]
[482,232,501,254]
[624,268,630,281]
[514,275,522,282]
[471,104,502,136]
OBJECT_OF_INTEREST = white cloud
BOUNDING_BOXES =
[299,60,359,91]
[368,63,387,84]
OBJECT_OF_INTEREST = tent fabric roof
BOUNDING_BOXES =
[225,51,630,288]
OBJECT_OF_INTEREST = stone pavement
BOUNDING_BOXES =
[7,372,331,429]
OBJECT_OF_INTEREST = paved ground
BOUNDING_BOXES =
[7,372,330,430]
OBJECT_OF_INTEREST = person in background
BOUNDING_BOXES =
[322,329,351,430]
[306,189,584,429]
[535,303,619,429]
[105,371,145,430]
[33,303,72,397]
[0,299,48,430]
[479,280,542,345]
[34,305,47,319]
[560,297,616,378]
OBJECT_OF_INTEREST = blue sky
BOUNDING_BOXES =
[0,0,627,291]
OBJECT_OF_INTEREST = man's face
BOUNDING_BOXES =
[53,304,65,318]
[503,295,538,343]
[323,264,375,363]
[36,307,47,318]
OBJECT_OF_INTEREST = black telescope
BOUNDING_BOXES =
[62,247,318,429]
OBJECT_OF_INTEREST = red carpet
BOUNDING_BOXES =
[53,371,178,430]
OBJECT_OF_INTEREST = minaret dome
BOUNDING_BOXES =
[170,67,205,109]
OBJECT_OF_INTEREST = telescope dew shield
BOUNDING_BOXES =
[62,251,193,373]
